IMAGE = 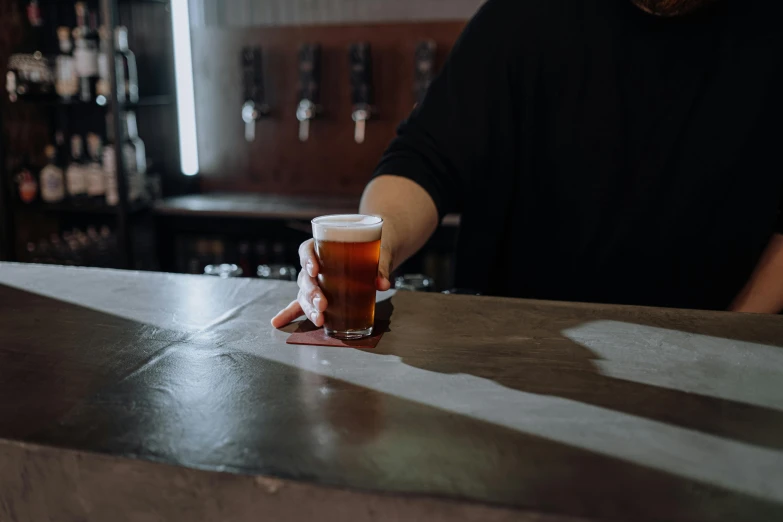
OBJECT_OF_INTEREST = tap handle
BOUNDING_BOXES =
[349,42,373,109]
[242,46,268,112]
[298,43,321,105]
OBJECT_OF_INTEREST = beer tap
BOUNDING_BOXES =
[241,46,269,142]
[414,40,436,107]
[349,42,374,144]
[296,43,322,142]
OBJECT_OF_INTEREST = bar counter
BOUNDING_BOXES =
[1,263,782,521]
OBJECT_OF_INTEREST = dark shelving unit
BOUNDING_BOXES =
[10,95,173,108]
[0,0,177,269]
[14,198,149,216]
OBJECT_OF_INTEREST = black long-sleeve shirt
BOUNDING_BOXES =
[373,0,783,310]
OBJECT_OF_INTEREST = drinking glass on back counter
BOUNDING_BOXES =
[311,215,383,340]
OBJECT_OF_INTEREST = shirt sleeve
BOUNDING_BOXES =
[372,0,516,219]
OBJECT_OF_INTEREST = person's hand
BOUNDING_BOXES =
[271,239,393,328]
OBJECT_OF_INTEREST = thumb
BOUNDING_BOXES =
[376,244,393,291]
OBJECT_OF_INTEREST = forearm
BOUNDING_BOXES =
[731,234,783,314]
[360,175,439,272]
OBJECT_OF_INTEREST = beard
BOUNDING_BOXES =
[631,0,717,16]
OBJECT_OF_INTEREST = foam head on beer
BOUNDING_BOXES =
[312,215,383,243]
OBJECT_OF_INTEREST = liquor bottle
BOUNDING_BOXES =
[39,144,66,203]
[72,27,98,103]
[76,2,100,51]
[14,156,39,204]
[55,27,78,101]
[124,112,146,173]
[65,134,88,200]
[102,115,118,206]
[96,25,111,102]
[6,1,55,102]
[103,112,138,205]
[115,26,138,103]
[73,2,98,102]
[85,132,106,202]
[123,111,146,201]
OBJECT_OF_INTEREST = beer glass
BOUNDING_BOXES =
[311,215,383,339]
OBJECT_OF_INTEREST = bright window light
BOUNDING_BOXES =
[171,0,199,176]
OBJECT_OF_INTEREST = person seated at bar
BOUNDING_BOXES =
[273,0,783,328]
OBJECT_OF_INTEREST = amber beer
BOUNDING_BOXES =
[312,215,383,339]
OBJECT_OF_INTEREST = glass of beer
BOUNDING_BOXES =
[311,215,383,339]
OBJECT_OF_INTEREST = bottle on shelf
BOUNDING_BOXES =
[14,155,39,204]
[73,2,99,103]
[55,27,78,101]
[123,111,147,201]
[6,0,56,102]
[39,143,65,203]
[96,25,111,103]
[72,27,98,103]
[85,132,106,202]
[27,226,119,268]
[76,2,101,54]
[115,26,139,103]
[103,114,119,206]
[65,134,89,200]
[104,111,146,206]
[89,10,101,49]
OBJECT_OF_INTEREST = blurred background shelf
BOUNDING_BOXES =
[7,95,174,108]
[14,199,150,216]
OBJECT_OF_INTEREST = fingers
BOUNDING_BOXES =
[272,239,327,329]
[298,239,319,278]
[376,244,393,291]
[271,300,303,328]
[297,268,328,327]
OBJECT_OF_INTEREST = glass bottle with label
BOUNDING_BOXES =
[65,134,88,200]
[55,26,78,101]
[103,114,119,205]
[85,132,106,202]
[75,2,100,50]
[73,2,98,102]
[115,26,138,103]
[40,144,66,203]
[72,26,98,103]
[123,111,146,201]
[6,1,55,102]
[96,25,111,102]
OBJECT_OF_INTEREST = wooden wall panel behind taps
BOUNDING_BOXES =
[191,21,466,197]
